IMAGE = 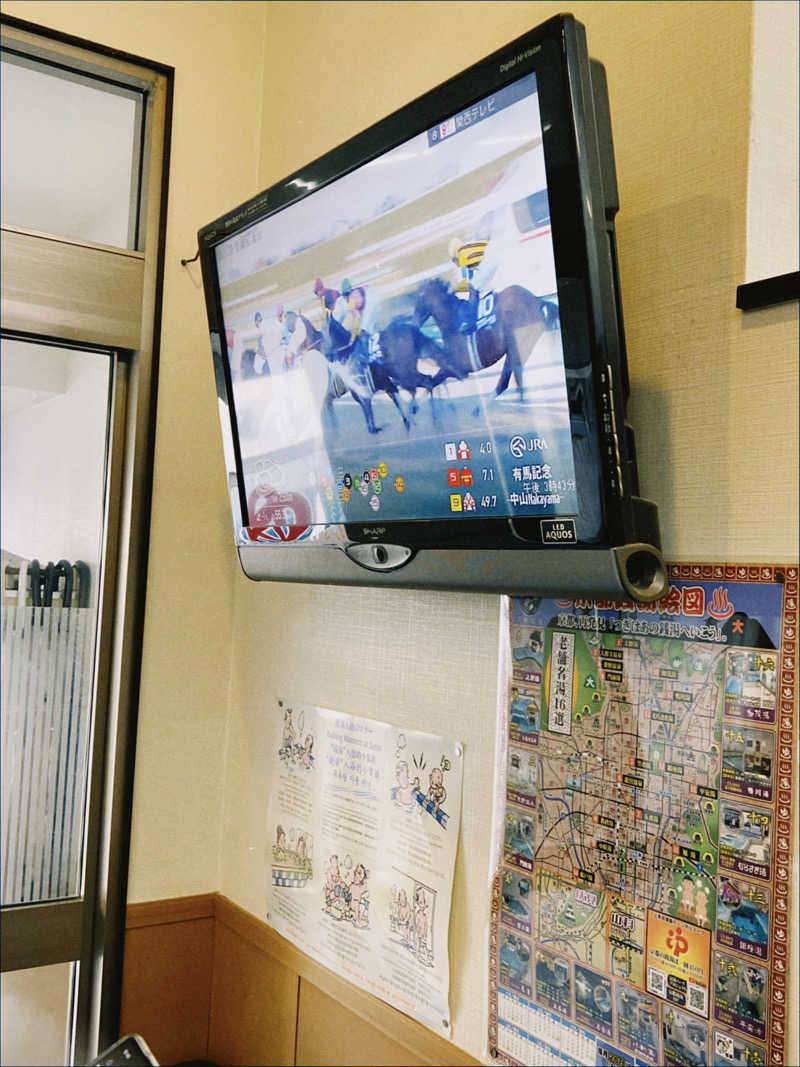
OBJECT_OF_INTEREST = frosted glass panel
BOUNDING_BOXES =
[1,602,95,903]
[1,340,111,904]
[1,51,142,248]
[0,962,74,1067]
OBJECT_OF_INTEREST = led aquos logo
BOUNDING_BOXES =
[541,519,577,544]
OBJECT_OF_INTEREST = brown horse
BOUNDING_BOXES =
[283,310,429,433]
[413,276,557,405]
[285,309,454,432]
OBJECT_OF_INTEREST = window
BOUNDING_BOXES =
[0,15,171,1064]
[1,52,144,248]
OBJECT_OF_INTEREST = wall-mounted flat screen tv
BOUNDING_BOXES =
[198,13,666,601]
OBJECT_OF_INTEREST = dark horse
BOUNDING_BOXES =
[282,310,384,432]
[376,318,445,418]
[413,277,558,409]
[284,309,439,433]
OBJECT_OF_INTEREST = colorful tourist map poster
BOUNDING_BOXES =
[488,563,796,1067]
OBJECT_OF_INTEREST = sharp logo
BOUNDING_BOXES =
[364,527,386,536]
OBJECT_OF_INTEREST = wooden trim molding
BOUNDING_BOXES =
[123,893,480,1067]
[125,893,216,930]
[1,227,145,349]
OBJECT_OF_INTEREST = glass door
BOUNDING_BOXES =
[1,336,115,1065]
[0,14,171,1063]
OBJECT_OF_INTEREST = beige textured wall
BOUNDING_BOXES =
[0,0,266,899]
[218,1,798,1059]
[3,1,796,1062]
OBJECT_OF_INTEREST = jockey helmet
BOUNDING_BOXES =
[341,277,352,295]
[313,277,325,295]
[448,237,463,262]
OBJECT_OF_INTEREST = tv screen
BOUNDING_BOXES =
[199,14,665,601]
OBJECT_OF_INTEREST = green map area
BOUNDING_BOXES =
[533,630,725,922]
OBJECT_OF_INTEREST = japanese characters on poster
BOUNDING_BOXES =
[266,701,463,1035]
[488,564,796,1067]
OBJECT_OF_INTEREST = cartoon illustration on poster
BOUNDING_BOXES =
[271,824,313,888]
[390,737,453,827]
[322,853,369,927]
[388,876,436,967]
[487,565,796,1067]
[266,701,462,1036]
[278,702,316,769]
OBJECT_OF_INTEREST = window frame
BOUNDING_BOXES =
[0,14,172,1063]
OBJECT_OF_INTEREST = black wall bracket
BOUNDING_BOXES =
[736,270,800,310]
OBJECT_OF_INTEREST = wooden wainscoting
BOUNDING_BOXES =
[120,894,217,1066]
[121,893,479,1067]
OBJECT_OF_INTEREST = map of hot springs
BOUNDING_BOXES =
[489,565,796,1067]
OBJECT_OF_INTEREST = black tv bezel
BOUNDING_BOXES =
[198,13,661,589]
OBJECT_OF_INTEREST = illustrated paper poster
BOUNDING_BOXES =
[488,563,796,1067]
[265,700,463,1035]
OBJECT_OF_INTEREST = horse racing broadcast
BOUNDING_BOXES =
[212,71,580,539]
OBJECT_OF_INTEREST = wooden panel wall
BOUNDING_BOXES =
[120,895,216,1066]
[295,981,428,1067]
[208,912,298,1066]
[122,894,479,1067]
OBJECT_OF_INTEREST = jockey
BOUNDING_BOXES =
[275,302,300,369]
[312,277,372,393]
[449,236,488,292]
[336,277,368,342]
[252,310,271,374]
[275,303,290,347]
[240,311,266,378]
[313,276,339,318]
[448,236,489,332]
